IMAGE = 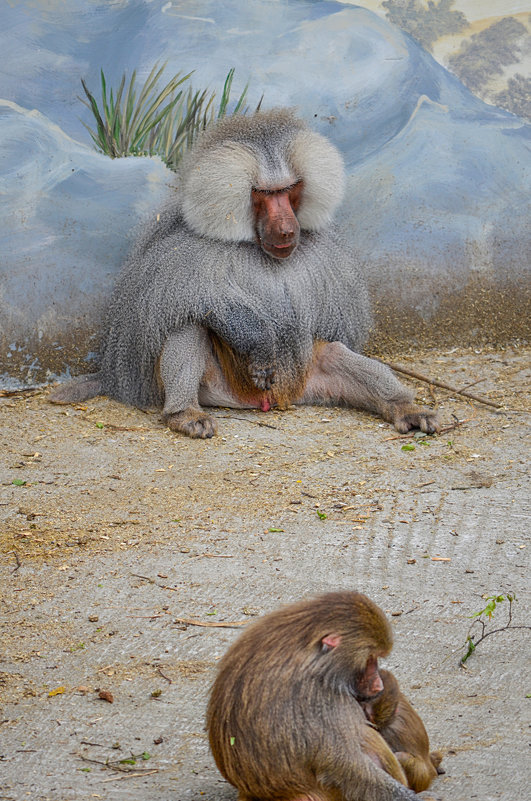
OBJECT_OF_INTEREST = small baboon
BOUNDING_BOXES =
[362,668,444,793]
[207,591,438,800]
[51,109,439,439]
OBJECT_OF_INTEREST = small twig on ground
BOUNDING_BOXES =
[11,551,21,573]
[75,752,158,776]
[131,574,180,592]
[460,623,531,668]
[102,770,159,782]
[460,593,531,667]
[0,386,43,396]
[217,414,279,430]
[458,378,487,392]
[76,754,113,768]
[82,418,150,431]
[381,361,502,408]
[103,423,151,431]
[155,666,173,684]
[439,415,475,435]
[80,741,107,747]
[427,383,437,405]
[173,616,248,629]
[195,553,234,559]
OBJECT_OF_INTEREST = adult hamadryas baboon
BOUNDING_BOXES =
[51,109,439,439]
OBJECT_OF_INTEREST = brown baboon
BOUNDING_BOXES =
[362,669,444,793]
[50,109,439,439]
[206,591,438,800]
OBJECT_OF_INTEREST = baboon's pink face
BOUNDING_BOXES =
[252,180,303,259]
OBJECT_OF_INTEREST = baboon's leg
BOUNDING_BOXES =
[159,326,220,439]
[301,342,439,434]
[160,326,258,438]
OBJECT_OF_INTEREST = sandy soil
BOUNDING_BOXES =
[0,345,529,801]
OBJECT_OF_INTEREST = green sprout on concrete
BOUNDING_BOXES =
[81,63,261,171]
[460,592,530,666]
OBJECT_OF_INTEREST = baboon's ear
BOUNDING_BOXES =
[321,633,342,652]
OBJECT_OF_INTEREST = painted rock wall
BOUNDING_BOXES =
[0,0,529,386]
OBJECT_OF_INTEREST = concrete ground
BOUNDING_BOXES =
[0,345,529,801]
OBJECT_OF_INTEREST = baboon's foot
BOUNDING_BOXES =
[165,409,218,439]
[388,403,440,434]
[249,365,275,391]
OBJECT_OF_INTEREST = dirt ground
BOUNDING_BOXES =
[0,345,529,801]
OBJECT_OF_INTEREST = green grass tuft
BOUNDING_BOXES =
[80,63,260,170]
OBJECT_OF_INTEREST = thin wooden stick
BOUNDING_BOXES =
[102,770,159,782]
[156,666,173,684]
[131,573,180,592]
[217,414,278,430]
[12,551,21,573]
[381,361,502,408]
[196,553,234,559]
[0,385,43,396]
[76,752,159,777]
[459,378,486,392]
[173,616,248,628]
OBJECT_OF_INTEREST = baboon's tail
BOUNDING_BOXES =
[49,372,102,404]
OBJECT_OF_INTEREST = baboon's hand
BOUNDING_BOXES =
[391,403,440,434]
[249,365,276,391]
[165,409,218,439]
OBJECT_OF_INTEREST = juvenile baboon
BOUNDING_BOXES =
[206,591,438,800]
[362,668,444,793]
[50,109,439,439]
